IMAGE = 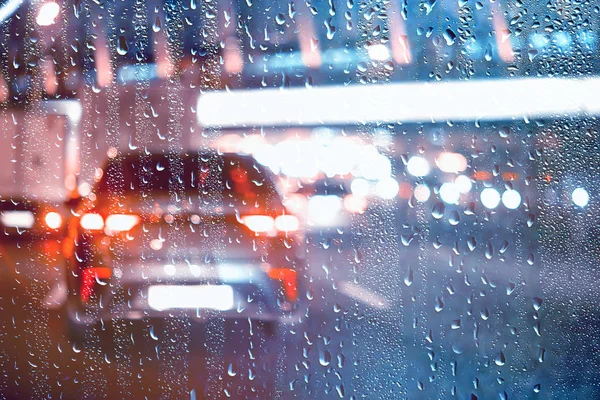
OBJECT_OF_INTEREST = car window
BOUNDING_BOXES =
[96,154,278,210]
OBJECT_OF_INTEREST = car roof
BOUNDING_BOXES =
[113,151,254,163]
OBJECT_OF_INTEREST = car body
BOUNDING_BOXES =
[63,151,306,338]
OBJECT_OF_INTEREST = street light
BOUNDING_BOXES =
[36,1,59,26]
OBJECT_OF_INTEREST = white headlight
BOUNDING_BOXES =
[407,156,430,177]
[572,187,589,207]
[502,190,521,210]
[454,175,472,194]
[376,177,399,200]
[481,188,501,209]
[414,184,431,203]
[440,182,460,205]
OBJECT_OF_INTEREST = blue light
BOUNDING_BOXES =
[552,31,572,52]
[530,33,549,50]
[577,30,597,50]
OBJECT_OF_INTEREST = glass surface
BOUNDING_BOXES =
[0,0,598,398]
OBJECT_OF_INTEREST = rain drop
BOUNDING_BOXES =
[117,35,128,56]
[432,202,445,219]
[495,351,506,366]
[443,29,456,46]
[404,267,413,286]
[448,210,460,225]
[152,16,161,32]
[319,350,331,366]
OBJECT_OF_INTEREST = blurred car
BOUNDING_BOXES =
[63,151,306,343]
[284,178,367,232]
[0,197,66,239]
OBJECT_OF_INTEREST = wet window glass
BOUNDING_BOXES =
[0,0,598,398]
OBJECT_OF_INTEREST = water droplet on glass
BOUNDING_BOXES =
[117,35,128,56]
[401,233,414,246]
[480,308,490,320]
[434,296,444,312]
[443,29,456,46]
[449,211,460,225]
[467,236,477,251]
[506,282,516,296]
[533,321,541,337]
[538,348,546,363]
[353,247,362,263]
[495,351,506,366]
[152,16,161,32]
[528,49,538,61]
[324,18,336,40]
[484,44,493,61]
[424,0,437,15]
[319,350,331,366]
[432,202,445,219]
[485,242,493,259]
[404,267,413,286]
[527,253,535,265]
[227,363,237,376]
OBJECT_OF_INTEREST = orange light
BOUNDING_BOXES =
[502,172,519,181]
[44,212,63,229]
[472,171,493,181]
[242,215,275,233]
[80,267,112,302]
[80,213,104,230]
[274,215,300,232]
[105,214,140,232]
[267,268,298,302]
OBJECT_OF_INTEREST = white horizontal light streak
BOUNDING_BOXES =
[0,0,23,24]
[1,210,35,228]
[148,285,235,311]
[197,77,600,128]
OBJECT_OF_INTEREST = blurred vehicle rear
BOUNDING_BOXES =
[0,197,67,239]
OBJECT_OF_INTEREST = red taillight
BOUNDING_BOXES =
[267,268,298,302]
[242,214,300,234]
[80,267,112,302]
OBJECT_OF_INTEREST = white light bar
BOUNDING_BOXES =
[148,285,234,311]
[0,0,23,24]
[197,77,600,128]
[1,210,35,229]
